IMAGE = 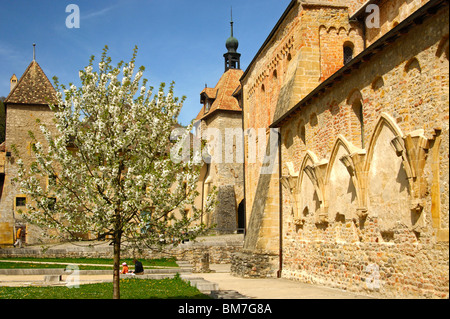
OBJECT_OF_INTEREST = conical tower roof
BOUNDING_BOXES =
[4,60,58,105]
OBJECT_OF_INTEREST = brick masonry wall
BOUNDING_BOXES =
[365,0,433,47]
[279,6,449,298]
[282,238,449,298]
[242,2,365,254]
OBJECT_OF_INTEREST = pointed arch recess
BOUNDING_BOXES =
[364,113,404,173]
[325,135,359,183]
[324,135,362,221]
[297,151,328,223]
[364,113,413,232]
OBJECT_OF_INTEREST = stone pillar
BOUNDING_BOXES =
[213,185,237,234]
[193,251,215,273]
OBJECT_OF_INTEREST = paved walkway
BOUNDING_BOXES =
[199,264,373,299]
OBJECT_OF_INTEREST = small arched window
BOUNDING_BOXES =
[344,43,354,65]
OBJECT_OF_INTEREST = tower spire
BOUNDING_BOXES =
[33,43,36,61]
[224,7,240,72]
[230,6,234,37]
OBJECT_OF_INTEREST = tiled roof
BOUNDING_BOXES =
[4,60,58,105]
[200,87,218,100]
[195,68,243,121]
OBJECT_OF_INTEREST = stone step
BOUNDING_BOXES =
[43,275,63,283]
[177,262,193,268]
[180,274,219,294]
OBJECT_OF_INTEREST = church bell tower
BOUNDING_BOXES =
[224,9,241,72]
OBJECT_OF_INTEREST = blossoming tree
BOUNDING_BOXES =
[13,46,216,299]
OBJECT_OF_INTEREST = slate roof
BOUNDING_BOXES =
[195,68,243,121]
[4,60,58,105]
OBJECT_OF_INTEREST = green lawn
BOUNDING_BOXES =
[0,275,210,299]
[0,257,178,269]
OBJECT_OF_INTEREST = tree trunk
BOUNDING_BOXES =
[113,233,121,299]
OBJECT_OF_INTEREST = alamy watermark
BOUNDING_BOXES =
[64,3,381,30]
[65,264,80,288]
[170,127,280,175]
[66,4,80,29]
[365,4,380,29]
[364,263,381,291]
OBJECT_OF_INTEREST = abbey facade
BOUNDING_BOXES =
[0,0,448,299]
[233,0,449,299]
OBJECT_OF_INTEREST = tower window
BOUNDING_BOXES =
[48,197,57,211]
[15,197,26,207]
[344,44,354,65]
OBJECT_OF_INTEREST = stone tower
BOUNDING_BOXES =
[194,15,245,234]
[0,59,58,245]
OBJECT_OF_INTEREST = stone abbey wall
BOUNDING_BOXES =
[278,4,449,298]
[241,1,369,255]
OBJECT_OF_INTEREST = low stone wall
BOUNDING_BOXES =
[0,236,244,267]
[231,250,279,278]
[281,240,449,299]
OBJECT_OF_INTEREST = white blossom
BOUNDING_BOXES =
[14,47,217,294]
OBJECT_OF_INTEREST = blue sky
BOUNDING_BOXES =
[0,0,291,125]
